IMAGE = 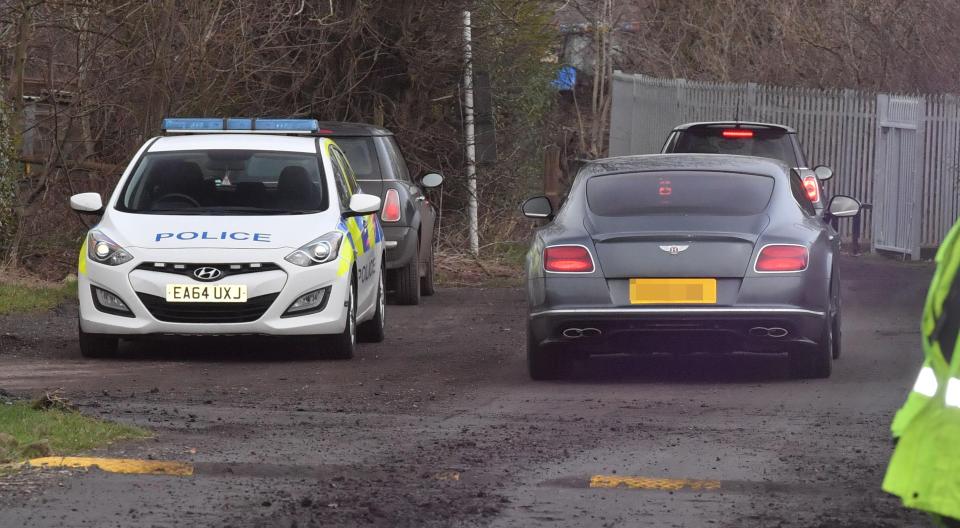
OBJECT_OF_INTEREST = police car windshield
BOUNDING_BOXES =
[118,150,328,215]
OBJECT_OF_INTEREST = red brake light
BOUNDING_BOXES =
[802,175,820,202]
[318,129,335,134]
[544,245,594,273]
[756,245,808,272]
[722,129,754,139]
[381,189,401,222]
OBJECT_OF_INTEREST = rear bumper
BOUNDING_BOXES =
[528,306,826,355]
[382,225,416,270]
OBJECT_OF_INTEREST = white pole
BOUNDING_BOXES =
[463,10,479,257]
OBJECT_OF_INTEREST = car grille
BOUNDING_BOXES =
[135,262,282,280]
[136,292,279,323]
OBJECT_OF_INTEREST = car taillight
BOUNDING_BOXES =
[722,129,754,138]
[381,189,401,222]
[756,245,808,272]
[802,175,820,202]
[544,245,594,273]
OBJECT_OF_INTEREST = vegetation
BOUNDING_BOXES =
[0,401,149,466]
[3,0,960,278]
[0,278,76,315]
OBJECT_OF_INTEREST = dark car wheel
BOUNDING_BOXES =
[358,269,386,343]
[78,325,119,359]
[421,243,436,297]
[830,275,842,359]
[395,245,421,305]
[527,324,561,380]
[789,314,833,379]
[326,282,357,360]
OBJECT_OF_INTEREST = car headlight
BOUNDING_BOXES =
[87,230,133,266]
[284,232,344,267]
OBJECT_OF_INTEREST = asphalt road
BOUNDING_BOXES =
[0,255,936,527]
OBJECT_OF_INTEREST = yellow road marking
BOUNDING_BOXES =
[28,457,193,477]
[590,475,721,491]
[434,470,460,481]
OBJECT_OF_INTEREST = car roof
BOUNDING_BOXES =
[149,134,322,153]
[315,121,393,137]
[579,153,793,179]
[672,121,797,134]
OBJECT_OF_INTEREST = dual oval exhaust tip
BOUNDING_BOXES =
[562,327,602,339]
[749,327,789,338]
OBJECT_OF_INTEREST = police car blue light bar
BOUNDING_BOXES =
[161,118,320,134]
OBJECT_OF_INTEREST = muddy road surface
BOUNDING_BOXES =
[0,255,934,527]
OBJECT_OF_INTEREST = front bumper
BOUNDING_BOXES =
[528,306,827,355]
[78,249,350,336]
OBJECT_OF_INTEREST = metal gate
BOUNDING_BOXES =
[873,95,925,260]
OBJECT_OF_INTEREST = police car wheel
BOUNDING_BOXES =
[358,268,386,343]
[327,282,357,360]
[78,325,119,359]
[527,323,562,381]
[395,245,420,305]
[421,243,436,297]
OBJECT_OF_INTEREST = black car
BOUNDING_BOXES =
[521,154,861,380]
[319,122,443,305]
[661,121,834,212]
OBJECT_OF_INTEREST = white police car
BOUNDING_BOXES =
[69,118,386,359]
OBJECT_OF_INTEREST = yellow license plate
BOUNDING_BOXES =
[165,284,247,303]
[629,278,717,304]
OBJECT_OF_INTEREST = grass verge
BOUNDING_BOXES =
[0,278,77,316]
[0,402,149,471]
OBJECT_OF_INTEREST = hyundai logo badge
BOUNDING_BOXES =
[193,266,223,281]
[659,244,690,255]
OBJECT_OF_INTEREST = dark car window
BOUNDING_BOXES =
[586,171,775,217]
[332,137,382,180]
[669,127,799,167]
[789,170,817,216]
[118,150,327,214]
[383,137,411,182]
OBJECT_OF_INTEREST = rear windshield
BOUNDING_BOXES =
[586,171,774,216]
[332,137,382,179]
[118,150,328,215]
[669,127,799,167]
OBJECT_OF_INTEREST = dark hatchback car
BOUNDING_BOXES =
[521,154,862,381]
[661,121,834,213]
[318,122,443,305]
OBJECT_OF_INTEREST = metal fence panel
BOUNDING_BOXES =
[609,71,960,250]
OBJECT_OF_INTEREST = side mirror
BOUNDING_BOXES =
[813,165,833,181]
[346,193,382,217]
[420,173,444,188]
[522,196,553,219]
[827,195,860,218]
[70,192,103,214]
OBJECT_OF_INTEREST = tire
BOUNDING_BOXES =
[789,315,833,379]
[831,275,842,360]
[395,246,420,305]
[78,325,119,359]
[527,324,561,380]
[327,281,357,360]
[421,243,436,297]
[358,268,386,343]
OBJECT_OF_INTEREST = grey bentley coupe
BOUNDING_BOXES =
[521,154,861,380]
